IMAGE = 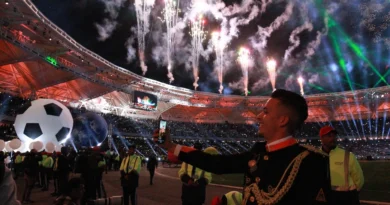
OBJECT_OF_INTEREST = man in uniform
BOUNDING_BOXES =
[120,144,141,205]
[319,126,364,205]
[160,89,332,204]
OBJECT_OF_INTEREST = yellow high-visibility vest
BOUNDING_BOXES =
[328,147,364,191]
[178,162,212,183]
[120,155,141,174]
[224,191,242,205]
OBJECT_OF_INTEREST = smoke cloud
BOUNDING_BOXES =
[250,2,294,52]
[284,22,313,62]
[95,0,126,41]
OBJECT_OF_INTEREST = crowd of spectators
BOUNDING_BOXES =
[1,92,390,160]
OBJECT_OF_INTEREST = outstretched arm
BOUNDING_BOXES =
[160,129,254,175]
[174,145,251,175]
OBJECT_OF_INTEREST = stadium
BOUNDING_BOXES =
[1,0,390,205]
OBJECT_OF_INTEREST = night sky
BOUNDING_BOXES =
[31,0,390,96]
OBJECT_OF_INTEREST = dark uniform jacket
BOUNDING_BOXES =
[177,142,332,205]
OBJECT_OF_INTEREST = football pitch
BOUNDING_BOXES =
[211,161,390,202]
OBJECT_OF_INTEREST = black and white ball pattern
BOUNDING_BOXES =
[14,99,73,149]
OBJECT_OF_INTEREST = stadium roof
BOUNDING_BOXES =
[1,1,390,123]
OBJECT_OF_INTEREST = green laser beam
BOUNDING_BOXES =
[373,69,390,87]
[327,15,388,86]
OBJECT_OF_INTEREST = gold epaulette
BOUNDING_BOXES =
[300,144,328,157]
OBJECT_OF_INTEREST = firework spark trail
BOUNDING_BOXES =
[266,59,277,91]
[161,0,180,83]
[212,32,226,94]
[297,76,304,95]
[190,15,206,90]
[238,47,251,96]
[135,0,155,75]
[284,22,313,62]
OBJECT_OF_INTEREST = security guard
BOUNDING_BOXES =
[14,152,23,179]
[319,126,364,205]
[120,144,141,205]
[160,89,332,205]
[179,145,218,205]
[42,153,54,191]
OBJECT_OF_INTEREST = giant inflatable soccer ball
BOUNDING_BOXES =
[14,99,73,149]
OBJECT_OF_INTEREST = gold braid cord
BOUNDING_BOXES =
[242,151,310,205]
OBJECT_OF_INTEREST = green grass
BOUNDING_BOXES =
[212,161,390,202]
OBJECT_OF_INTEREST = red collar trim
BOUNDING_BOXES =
[266,138,297,152]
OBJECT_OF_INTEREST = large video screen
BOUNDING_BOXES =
[133,91,158,111]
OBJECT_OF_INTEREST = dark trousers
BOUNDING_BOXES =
[22,174,35,202]
[96,172,106,198]
[122,186,137,205]
[43,168,51,190]
[58,173,69,195]
[39,168,45,186]
[14,163,22,178]
[52,172,59,194]
[149,169,155,185]
[330,190,360,205]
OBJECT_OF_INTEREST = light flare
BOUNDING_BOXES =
[190,15,206,90]
[238,47,250,96]
[297,76,304,95]
[161,0,180,83]
[134,0,155,75]
[266,58,277,91]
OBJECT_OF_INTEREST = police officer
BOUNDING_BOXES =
[160,89,332,204]
[41,153,54,191]
[179,145,218,205]
[120,145,141,205]
[319,126,364,205]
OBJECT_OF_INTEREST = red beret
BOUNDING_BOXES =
[319,126,337,137]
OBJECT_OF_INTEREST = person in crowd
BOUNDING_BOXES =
[14,151,23,179]
[54,177,85,205]
[211,191,242,205]
[22,150,39,204]
[51,151,60,197]
[179,145,218,205]
[114,153,121,171]
[74,147,99,204]
[319,126,364,205]
[54,147,71,196]
[42,152,54,191]
[105,150,112,171]
[0,151,21,205]
[159,89,332,204]
[67,150,77,172]
[97,152,106,198]
[146,155,158,185]
[38,152,46,188]
[120,144,141,205]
